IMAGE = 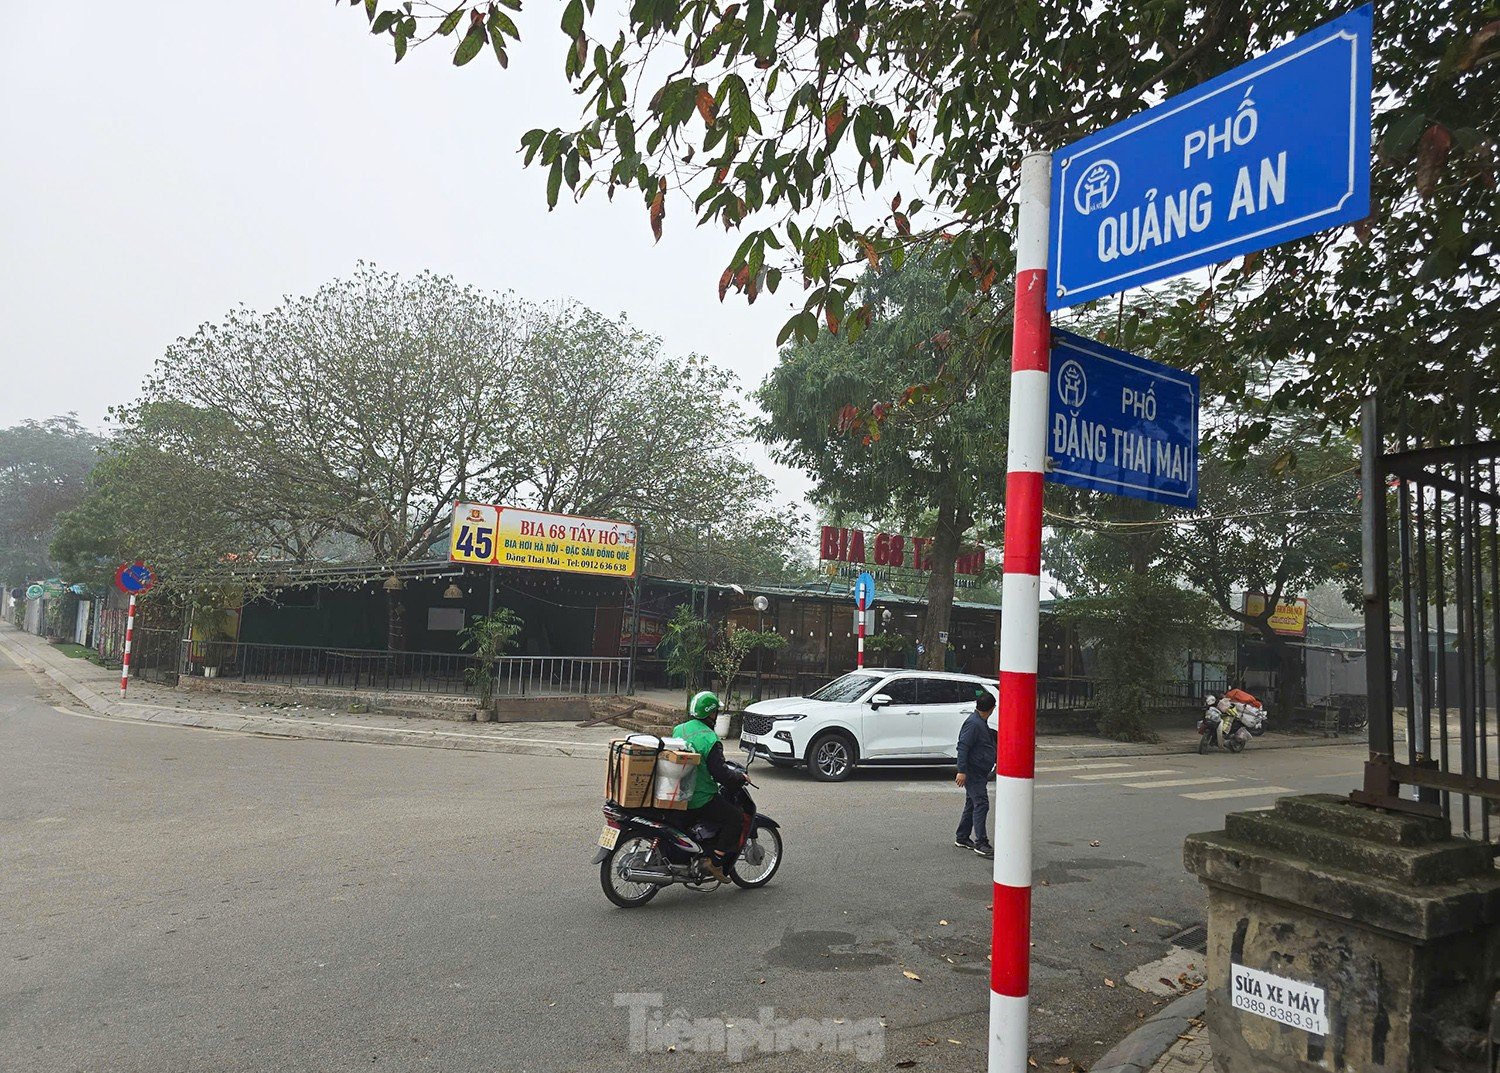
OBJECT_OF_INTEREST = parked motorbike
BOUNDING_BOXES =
[592,754,783,908]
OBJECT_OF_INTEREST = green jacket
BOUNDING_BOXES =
[672,718,721,809]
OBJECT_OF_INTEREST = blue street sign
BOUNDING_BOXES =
[853,571,876,610]
[1048,5,1372,311]
[1046,330,1199,507]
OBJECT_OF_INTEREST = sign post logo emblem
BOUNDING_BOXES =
[1057,359,1088,408]
[1073,160,1120,215]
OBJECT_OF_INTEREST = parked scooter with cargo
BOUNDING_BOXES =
[1197,693,1267,754]
[593,741,783,908]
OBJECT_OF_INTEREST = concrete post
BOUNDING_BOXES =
[1186,795,1500,1072]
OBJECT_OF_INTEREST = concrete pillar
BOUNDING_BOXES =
[1185,794,1500,1072]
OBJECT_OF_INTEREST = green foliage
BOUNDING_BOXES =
[49,267,799,595]
[42,592,76,640]
[1057,576,1216,742]
[658,603,712,694]
[1182,418,1361,630]
[0,415,101,586]
[508,302,804,583]
[461,607,525,706]
[1048,490,1217,741]
[863,630,912,664]
[707,625,787,706]
[351,0,1498,441]
[51,401,286,595]
[756,253,1006,666]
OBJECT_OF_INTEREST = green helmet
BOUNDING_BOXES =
[689,690,722,722]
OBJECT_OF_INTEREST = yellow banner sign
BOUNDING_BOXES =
[1243,593,1308,637]
[449,503,638,578]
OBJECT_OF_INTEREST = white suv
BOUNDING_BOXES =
[739,669,999,782]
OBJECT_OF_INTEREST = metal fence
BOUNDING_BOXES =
[1037,677,1226,711]
[93,613,181,681]
[1355,398,1500,841]
[180,640,628,699]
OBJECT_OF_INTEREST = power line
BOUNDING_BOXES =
[1044,465,1360,532]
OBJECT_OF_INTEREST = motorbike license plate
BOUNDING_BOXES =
[598,824,620,850]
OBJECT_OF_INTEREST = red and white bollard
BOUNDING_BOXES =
[991,150,1051,1071]
[119,593,136,699]
[856,594,866,669]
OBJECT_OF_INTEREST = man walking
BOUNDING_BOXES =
[955,691,998,858]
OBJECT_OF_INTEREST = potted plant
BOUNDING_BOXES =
[460,608,524,721]
[708,623,788,737]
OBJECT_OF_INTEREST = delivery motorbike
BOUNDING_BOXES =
[1197,695,1266,754]
[593,754,783,908]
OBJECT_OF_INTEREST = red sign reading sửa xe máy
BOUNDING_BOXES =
[819,525,986,576]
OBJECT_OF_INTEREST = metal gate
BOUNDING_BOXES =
[1355,398,1500,840]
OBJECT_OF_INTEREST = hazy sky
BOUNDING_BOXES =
[1,2,812,501]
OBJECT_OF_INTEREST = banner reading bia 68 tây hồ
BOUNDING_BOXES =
[449,502,638,578]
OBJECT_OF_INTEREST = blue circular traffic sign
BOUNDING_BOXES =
[115,562,156,595]
[854,571,876,609]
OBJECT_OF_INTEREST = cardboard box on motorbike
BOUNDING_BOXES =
[605,734,701,811]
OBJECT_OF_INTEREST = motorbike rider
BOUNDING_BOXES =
[672,691,747,884]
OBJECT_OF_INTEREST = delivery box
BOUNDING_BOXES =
[605,737,661,809]
[651,749,701,810]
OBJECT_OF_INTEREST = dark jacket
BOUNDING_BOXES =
[956,710,998,775]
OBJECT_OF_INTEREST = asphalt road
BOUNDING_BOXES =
[0,658,1370,1072]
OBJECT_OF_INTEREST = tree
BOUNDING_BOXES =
[706,623,787,707]
[102,266,525,648]
[0,415,101,585]
[1048,495,1218,741]
[52,401,323,593]
[503,301,803,583]
[350,0,1498,442]
[134,265,526,568]
[1175,415,1361,711]
[756,254,1006,668]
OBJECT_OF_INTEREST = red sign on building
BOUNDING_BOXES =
[819,526,986,577]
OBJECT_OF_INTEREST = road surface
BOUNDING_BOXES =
[0,658,1369,1071]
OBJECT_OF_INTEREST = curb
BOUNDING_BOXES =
[0,629,1360,762]
[1090,988,1207,1073]
[1033,732,1365,760]
[0,633,612,760]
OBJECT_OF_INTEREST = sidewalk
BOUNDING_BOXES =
[1149,1026,1212,1073]
[0,626,620,759]
[0,625,1364,762]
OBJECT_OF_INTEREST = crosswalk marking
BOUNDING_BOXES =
[1074,769,1179,781]
[1034,761,1130,774]
[1181,785,1293,801]
[1124,776,1234,789]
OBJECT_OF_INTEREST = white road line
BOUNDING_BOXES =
[1123,777,1235,789]
[1034,761,1130,774]
[1181,785,1293,801]
[1074,769,1179,781]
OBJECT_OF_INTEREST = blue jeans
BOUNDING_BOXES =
[956,775,990,845]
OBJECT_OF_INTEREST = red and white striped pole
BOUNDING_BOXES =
[119,593,137,699]
[856,594,866,669]
[991,150,1051,1071]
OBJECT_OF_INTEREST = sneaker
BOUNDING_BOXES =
[973,843,995,858]
[954,836,976,850]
